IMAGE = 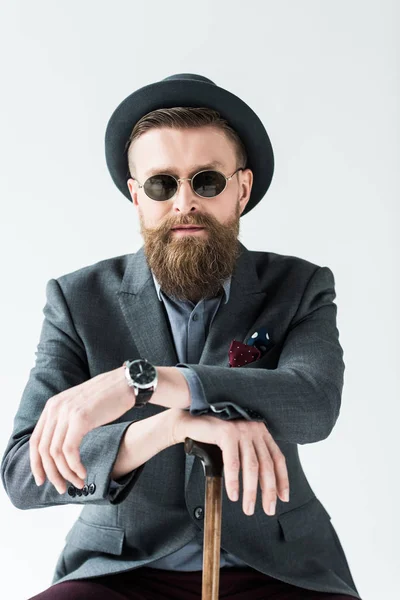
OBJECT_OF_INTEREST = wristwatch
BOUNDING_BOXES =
[123,358,158,408]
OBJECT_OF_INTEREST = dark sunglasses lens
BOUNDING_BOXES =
[193,171,226,197]
[143,175,177,201]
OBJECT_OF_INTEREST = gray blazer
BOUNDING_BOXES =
[1,241,361,599]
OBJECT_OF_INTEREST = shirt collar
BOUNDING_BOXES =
[151,270,231,304]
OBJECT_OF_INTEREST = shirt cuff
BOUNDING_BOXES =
[175,364,265,422]
[175,365,210,415]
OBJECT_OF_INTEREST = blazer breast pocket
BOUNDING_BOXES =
[239,343,281,370]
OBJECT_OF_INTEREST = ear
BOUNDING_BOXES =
[127,178,139,207]
[238,168,253,214]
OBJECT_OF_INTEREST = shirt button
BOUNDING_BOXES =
[194,506,204,520]
[192,314,198,321]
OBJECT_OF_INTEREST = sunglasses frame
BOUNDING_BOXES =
[131,167,243,201]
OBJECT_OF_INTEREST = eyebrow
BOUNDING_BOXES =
[144,161,226,179]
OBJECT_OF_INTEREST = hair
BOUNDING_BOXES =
[124,107,247,178]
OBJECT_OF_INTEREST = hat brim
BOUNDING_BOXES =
[105,78,274,216]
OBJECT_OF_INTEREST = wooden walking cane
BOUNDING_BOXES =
[184,437,224,600]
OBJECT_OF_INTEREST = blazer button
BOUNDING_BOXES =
[194,506,204,520]
[75,487,82,496]
[88,483,96,494]
[82,484,89,496]
[67,485,76,498]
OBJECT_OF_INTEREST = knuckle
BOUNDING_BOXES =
[45,396,55,408]
[46,396,59,410]
[273,450,286,464]
[247,460,259,472]
[279,456,287,467]
[72,405,89,424]
[63,456,79,473]
[221,421,236,438]
[226,479,239,489]
[38,442,47,454]
[262,423,272,434]
[260,452,274,467]
[227,458,240,470]
[236,420,250,432]
[63,452,80,471]
[29,436,38,449]
[261,464,275,479]
[62,443,75,454]
[49,446,62,459]
[71,402,84,416]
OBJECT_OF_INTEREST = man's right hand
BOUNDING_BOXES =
[171,410,290,517]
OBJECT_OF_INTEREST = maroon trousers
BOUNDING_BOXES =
[28,566,360,600]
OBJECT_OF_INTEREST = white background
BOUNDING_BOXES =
[0,1,398,598]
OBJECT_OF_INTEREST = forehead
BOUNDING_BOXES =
[129,126,236,178]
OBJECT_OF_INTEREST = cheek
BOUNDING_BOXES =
[139,202,169,227]
[208,202,231,223]
[153,204,170,225]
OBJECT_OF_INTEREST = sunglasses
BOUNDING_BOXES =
[131,167,243,201]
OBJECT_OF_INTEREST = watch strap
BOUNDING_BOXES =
[134,388,154,408]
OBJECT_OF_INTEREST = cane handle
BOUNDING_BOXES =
[184,438,223,478]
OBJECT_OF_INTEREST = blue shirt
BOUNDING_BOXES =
[109,270,250,570]
[153,271,232,417]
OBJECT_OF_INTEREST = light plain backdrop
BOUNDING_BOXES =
[0,1,398,599]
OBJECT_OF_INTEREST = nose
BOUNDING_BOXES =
[171,178,201,214]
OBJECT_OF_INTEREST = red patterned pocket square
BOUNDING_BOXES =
[228,340,261,367]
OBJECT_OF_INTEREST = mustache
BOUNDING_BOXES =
[158,214,216,232]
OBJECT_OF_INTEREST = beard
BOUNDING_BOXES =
[139,199,242,303]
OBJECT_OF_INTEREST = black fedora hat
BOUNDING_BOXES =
[104,73,274,217]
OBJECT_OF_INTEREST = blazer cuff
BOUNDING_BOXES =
[64,421,145,506]
[175,364,264,422]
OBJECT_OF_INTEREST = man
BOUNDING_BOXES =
[1,73,362,599]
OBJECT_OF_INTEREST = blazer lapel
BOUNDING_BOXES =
[117,245,179,367]
[198,240,268,367]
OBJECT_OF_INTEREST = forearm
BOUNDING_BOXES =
[148,366,191,409]
[111,408,179,480]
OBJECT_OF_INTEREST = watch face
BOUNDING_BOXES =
[129,359,157,389]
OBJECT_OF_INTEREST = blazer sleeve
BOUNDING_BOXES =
[0,278,145,510]
[176,366,265,422]
[176,266,345,445]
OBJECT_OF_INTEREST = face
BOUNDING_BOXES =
[127,126,253,303]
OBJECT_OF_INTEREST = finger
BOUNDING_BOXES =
[62,409,90,481]
[38,412,69,494]
[50,417,87,492]
[240,437,260,516]
[220,432,241,503]
[253,439,277,515]
[30,413,48,485]
[266,439,289,503]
